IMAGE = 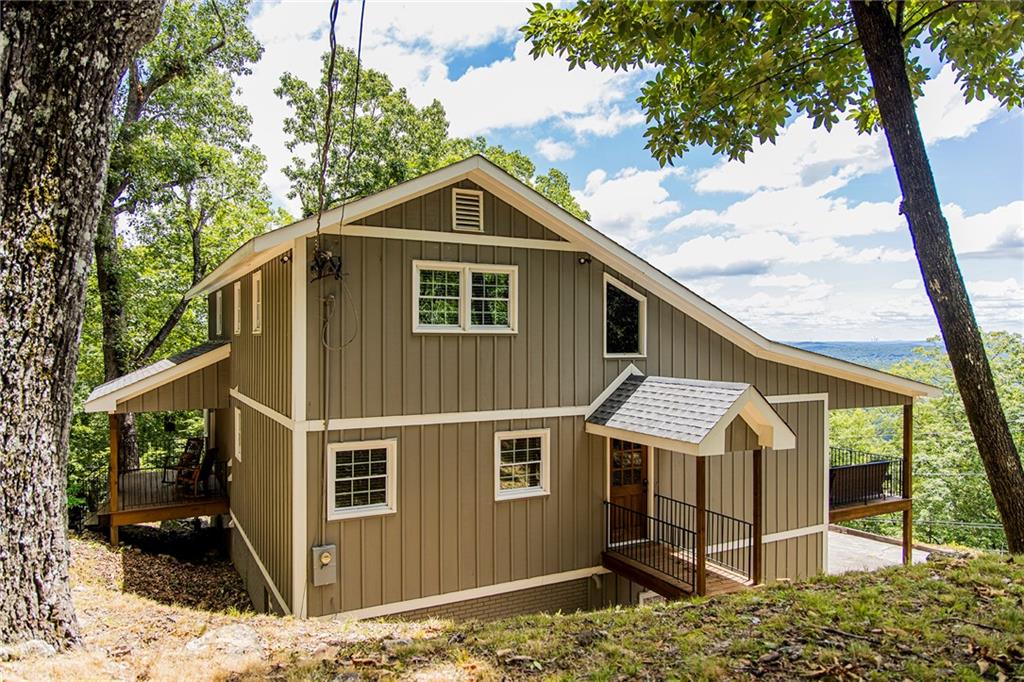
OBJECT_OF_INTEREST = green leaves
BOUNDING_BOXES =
[523,1,1024,164]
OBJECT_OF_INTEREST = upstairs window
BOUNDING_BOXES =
[494,429,550,500]
[233,281,242,335]
[251,270,263,335]
[413,261,517,333]
[451,188,484,232]
[327,439,397,520]
[604,274,646,357]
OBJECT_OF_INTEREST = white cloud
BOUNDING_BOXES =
[560,106,646,138]
[750,273,827,290]
[535,138,575,162]
[892,278,921,290]
[967,278,1024,331]
[948,200,1024,258]
[573,166,685,245]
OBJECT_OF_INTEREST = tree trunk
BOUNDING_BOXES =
[95,210,140,470]
[851,0,1024,553]
[0,0,163,648]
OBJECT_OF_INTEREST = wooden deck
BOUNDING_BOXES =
[97,469,228,527]
[830,495,911,522]
[602,542,749,599]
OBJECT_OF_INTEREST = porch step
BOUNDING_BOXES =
[602,549,691,599]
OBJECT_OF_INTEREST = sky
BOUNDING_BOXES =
[237,0,1024,342]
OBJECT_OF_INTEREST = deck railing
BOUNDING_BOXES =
[115,461,227,511]
[829,446,903,507]
[655,494,753,581]
[605,500,697,588]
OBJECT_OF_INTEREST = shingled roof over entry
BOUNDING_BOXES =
[586,374,796,455]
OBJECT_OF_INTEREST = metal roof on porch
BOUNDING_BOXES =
[585,375,796,455]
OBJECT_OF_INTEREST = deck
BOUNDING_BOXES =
[602,543,749,599]
[97,468,228,527]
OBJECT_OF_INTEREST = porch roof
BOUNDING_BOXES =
[83,341,230,413]
[585,375,796,456]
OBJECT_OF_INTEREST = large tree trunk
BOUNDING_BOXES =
[851,0,1024,553]
[0,0,163,648]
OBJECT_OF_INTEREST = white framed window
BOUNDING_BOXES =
[327,439,398,520]
[234,406,242,461]
[451,187,484,232]
[233,281,242,335]
[251,270,263,335]
[215,290,223,337]
[494,428,550,501]
[412,260,517,334]
[603,273,646,358]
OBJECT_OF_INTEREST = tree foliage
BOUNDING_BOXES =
[277,49,590,221]
[523,1,1024,164]
[831,332,1022,550]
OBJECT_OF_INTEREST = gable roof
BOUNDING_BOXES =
[586,375,796,455]
[186,155,939,399]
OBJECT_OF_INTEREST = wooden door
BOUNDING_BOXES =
[609,438,648,542]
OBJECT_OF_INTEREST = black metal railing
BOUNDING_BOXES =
[829,446,903,507]
[655,494,753,581]
[115,460,227,511]
[605,501,697,588]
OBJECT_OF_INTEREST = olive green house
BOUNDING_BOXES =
[85,156,938,620]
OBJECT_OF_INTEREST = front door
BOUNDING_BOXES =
[609,438,648,542]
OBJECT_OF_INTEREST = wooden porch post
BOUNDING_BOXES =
[108,412,119,546]
[695,456,707,596]
[902,402,913,565]
[752,447,763,585]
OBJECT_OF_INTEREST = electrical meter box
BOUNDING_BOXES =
[311,544,337,586]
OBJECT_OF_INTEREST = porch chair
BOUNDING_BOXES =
[166,436,205,488]
[176,446,219,497]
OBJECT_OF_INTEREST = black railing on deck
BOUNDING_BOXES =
[116,460,227,511]
[656,494,753,581]
[829,446,903,507]
[605,501,696,588]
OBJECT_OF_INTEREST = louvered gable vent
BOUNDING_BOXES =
[452,188,484,232]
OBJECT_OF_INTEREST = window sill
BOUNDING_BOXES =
[414,327,518,335]
[604,352,646,359]
[327,505,396,521]
[495,488,550,502]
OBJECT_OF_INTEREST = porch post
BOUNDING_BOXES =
[108,412,119,546]
[752,447,763,585]
[902,402,913,565]
[695,456,707,596]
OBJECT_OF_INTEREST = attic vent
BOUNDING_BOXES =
[452,188,484,232]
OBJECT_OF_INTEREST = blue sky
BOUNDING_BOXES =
[239,1,1023,341]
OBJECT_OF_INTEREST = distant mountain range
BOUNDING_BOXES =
[789,340,943,370]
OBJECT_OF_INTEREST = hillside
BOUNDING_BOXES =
[1,537,1021,681]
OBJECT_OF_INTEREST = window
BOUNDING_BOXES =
[233,281,242,335]
[327,439,397,520]
[215,290,223,337]
[251,270,262,334]
[604,274,646,357]
[451,188,484,232]
[234,407,242,461]
[494,428,550,501]
[413,261,517,333]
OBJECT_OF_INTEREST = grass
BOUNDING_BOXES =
[1,537,1022,681]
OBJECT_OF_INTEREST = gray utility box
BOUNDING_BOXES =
[311,544,337,586]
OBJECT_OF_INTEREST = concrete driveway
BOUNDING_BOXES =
[827,530,929,574]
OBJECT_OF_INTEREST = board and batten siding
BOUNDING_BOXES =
[304,416,605,617]
[209,252,292,417]
[115,359,229,413]
[231,402,293,607]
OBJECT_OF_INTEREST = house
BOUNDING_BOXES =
[84,155,939,620]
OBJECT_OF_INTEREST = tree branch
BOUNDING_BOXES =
[901,0,972,38]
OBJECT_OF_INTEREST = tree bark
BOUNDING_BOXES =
[0,0,163,648]
[851,0,1024,554]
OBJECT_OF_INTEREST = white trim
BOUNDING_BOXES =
[215,290,223,337]
[451,187,484,232]
[765,392,829,404]
[322,566,609,621]
[234,406,242,461]
[340,224,578,252]
[412,260,519,334]
[308,405,586,432]
[185,156,938,399]
[764,524,828,544]
[494,428,551,501]
[603,273,647,359]
[251,270,263,335]
[233,281,242,335]
[326,438,398,521]
[230,387,294,430]
[230,510,291,615]
[83,343,231,413]
[585,363,643,419]
[290,238,308,618]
